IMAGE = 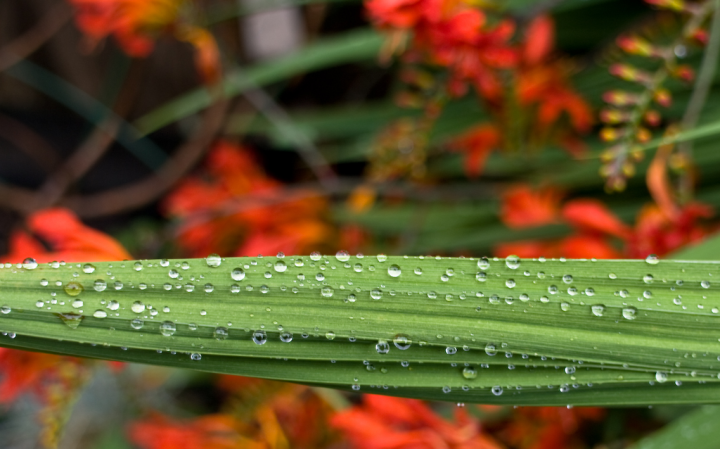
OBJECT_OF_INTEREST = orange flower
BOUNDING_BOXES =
[128,413,261,449]
[627,202,713,258]
[163,141,332,258]
[498,406,605,449]
[500,185,562,228]
[331,395,503,449]
[2,208,131,264]
[561,200,631,239]
[67,0,221,83]
[450,124,500,177]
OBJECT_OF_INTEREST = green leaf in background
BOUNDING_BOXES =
[630,406,720,449]
[3,255,720,406]
[134,29,384,135]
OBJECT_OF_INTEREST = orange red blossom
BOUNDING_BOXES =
[495,184,713,259]
[67,0,221,83]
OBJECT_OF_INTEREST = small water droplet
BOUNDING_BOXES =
[388,264,401,278]
[485,343,497,356]
[280,332,293,342]
[371,289,383,300]
[131,301,145,313]
[462,367,477,379]
[191,353,202,361]
[561,302,570,311]
[22,257,38,270]
[316,273,325,281]
[63,281,83,297]
[656,371,667,383]
[646,254,660,265]
[214,327,228,340]
[133,262,143,271]
[231,268,246,281]
[622,307,637,320]
[377,254,388,263]
[591,305,605,316]
[168,269,179,279]
[375,340,390,354]
[505,255,520,269]
[107,300,119,311]
[204,283,214,293]
[93,310,107,319]
[82,264,95,274]
[491,386,503,396]
[562,274,573,284]
[321,286,334,298]
[505,279,515,288]
[478,257,490,270]
[252,331,267,345]
[0,305,10,314]
[702,280,711,289]
[336,250,350,262]
[131,319,143,330]
[274,261,287,273]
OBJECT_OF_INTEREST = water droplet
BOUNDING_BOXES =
[491,386,503,396]
[505,279,515,288]
[388,264,401,278]
[274,261,287,273]
[702,280,711,289]
[476,272,487,282]
[377,254,388,263]
[446,346,457,355]
[376,340,390,354]
[485,344,497,356]
[131,319,143,330]
[336,250,350,262]
[107,300,119,311]
[562,274,573,284]
[565,366,576,374]
[93,280,107,292]
[253,331,267,345]
[370,289,382,300]
[478,257,490,270]
[316,273,325,281]
[643,274,654,284]
[505,255,520,269]
[321,287,334,298]
[0,306,10,314]
[160,321,176,337]
[280,332,293,342]
[519,293,529,302]
[427,291,437,299]
[114,281,123,291]
[231,268,246,281]
[58,312,83,329]
[39,279,48,287]
[353,263,363,273]
[191,353,202,361]
[133,262,143,271]
[656,371,667,383]
[184,283,195,293]
[168,269,179,279]
[560,302,570,311]
[160,259,169,267]
[82,264,95,274]
[204,283,214,293]
[622,307,637,320]
[22,257,38,270]
[214,327,228,340]
[93,310,107,319]
[646,254,659,265]
[309,252,322,261]
[548,285,558,295]
[64,281,83,297]
[591,305,605,316]
[131,301,145,313]
[585,288,595,296]
[393,334,411,350]
[206,254,222,268]
[462,367,477,379]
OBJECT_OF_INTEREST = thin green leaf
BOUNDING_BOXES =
[134,30,384,135]
[2,256,720,406]
[630,406,720,449]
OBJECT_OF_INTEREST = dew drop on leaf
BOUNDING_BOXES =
[133,262,143,271]
[231,268,246,281]
[375,340,390,354]
[253,331,267,345]
[160,321,176,337]
[645,254,660,265]
[131,319,143,330]
[591,305,605,317]
[321,287,334,298]
[485,343,497,356]
[191,353,202,361]
[371,289,383,300]
[280,332,293,343]
[214,327,228,340]
[656,371,668,383]
[393,334,411,350]
[131,301,145,313]
[335,250,350,262]
[22,257,38,270]
[82,264,95,274]
[377,254,388,262]
[505,255,520,270]
[623,307,637,320]
[93,310,107,319]
[206,254,222,268]
[0,306,9,314]
[462,367,478,379]
[57,312,83,329]
[63,281,83,297]
[491,386,503,396]
[388,264,401,278]
[478,257,490,270]
[274,261,287,273]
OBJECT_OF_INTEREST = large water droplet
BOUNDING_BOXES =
[22,257,38,270]
[645,254,660,265]
[505,279,515,288]
[622,307,637,320]
[82,264,95,274]
[591,305,605,317]
[133,262,143,271]
[57,312,83,329]
[131,301,145,313]
[168,269,179,279]
[393,334,412,350]
[72,299,83,308]
[310,252,322,261]
[131,319,143,330]
[93,279,107,292]
[321,287,334,298]
[388,264,401,278]
[505,255,520,270]
[375,340,390,354]
[64,281,83,297]
[655,371,668,383]
[231,268,246,281]
[491,386,503,396]
[335,250,350,262]
[160,321,176,337]
[377,254,388,263]
[316,273,325,281]
[252,331,267,345]
[93,310,107,319]
[280,332,293,343]
[0,305,10,314]
[462,367,478,379]
[107,300,119,311]
[191,353,202,361]
[485,343,497,356]
[274,261,287,273]
[206,254,222,268]
[370,289,382,300]
[478,257,490,270]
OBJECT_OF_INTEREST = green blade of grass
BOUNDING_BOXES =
[2,256,720,405]
[134,29,384,135]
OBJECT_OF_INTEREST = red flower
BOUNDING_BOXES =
[128,413,256,449]
[498,406,605,449]
[561,200,632,239]
[500,185,562,228]
[331,395,503,449]
[67,0,221,83]
[450,124,501,177]
[163,141,332,258]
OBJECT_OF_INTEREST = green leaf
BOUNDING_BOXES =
[134,29,384,135]
[2,256,720,406]
[669,232,720,261]
[630,406,720,449]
